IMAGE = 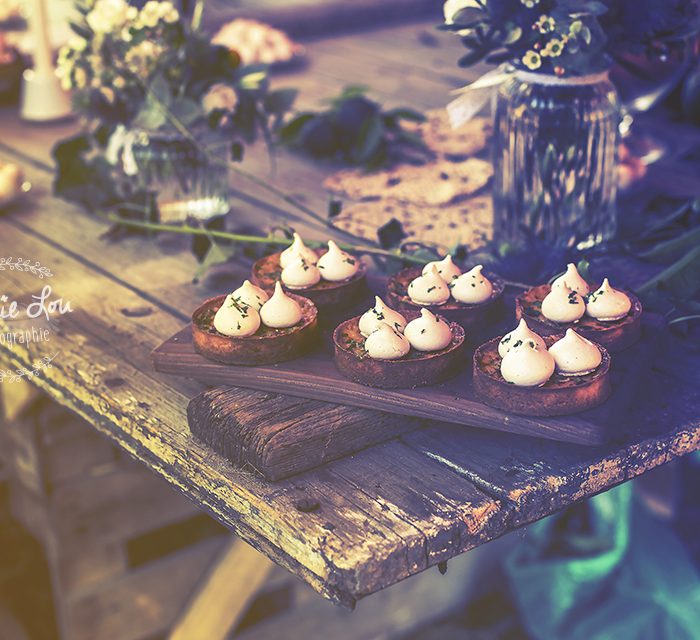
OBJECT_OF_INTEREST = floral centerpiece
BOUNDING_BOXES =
[442,0,699,251]
[54,0,295,223]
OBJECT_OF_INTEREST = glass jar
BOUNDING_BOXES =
[492,70,620,251]
[129,130,230,224]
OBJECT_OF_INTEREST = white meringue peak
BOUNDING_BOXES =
[259,282,303,328]
[316,240,360,282]
[450,265,493,304]
[358,296,407,337]
[364,323,410,360]
[500,340,555,387]
[407,265,450,306]
[281,254,321,289]
[498,318,547,358]
[279,232,318,269]
[541,283,585,323]
[585,278,632,322]
[422,255,462,283]
[231,280,269,311]
[551,263,591,295]
[404,309,453,352]
[213,296,261,337]
[549,329,602,376]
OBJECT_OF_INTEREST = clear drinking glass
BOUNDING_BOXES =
[492,71,620,251]
[130,130,230,223]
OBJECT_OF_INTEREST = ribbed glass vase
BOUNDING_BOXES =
[129,130,230,224]
[492,70,620,251]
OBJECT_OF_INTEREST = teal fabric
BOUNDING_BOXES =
[505,483,700,640]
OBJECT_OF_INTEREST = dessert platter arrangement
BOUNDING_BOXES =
[153,233,657,450]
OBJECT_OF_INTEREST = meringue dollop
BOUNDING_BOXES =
[404,309,453,352]
[279,232,318,269]
[498,318,547,358]
[214,296,261,337]
[541,282,585,323]
[316,240,360,282]
[500,341,555,387]
[422,255,462,283]
[281,255,321,289]
[407,265,450,306]
[364,323,410,360]
[552,263,591,295]
[358,296,407,337]
[450,265,493,304]
[585,278,632,322]
[259,282,303,328]
[231,279,269,311]
[549,329,602,376]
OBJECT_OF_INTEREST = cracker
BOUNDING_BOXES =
[333,196,493,251]
[324,158,492,206]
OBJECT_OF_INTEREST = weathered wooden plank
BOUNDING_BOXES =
[188,387,422,481]
[0,216,512,603]
[169,537,275,640]
[403,367,700,522]
[156,313,661,446]
[65,536,227,640]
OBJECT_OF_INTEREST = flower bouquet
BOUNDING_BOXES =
[442,0,699,251]
[53,0,296,223]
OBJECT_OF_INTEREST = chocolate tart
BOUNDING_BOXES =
[192,294,318,365]
[332,313,465,389]
[251,250,367,310]
[385,267,505,328]
[473,335,611,416]
[515,283,642,351]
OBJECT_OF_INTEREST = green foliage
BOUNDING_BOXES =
[443,0,700,77]
[278,88,430,170]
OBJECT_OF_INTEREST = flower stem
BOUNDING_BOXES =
[142,83,370,242]
[100,211,427,264]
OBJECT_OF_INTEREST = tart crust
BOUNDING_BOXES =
[333,313,465,389]
[251,250,367,310]
[515,283,642,351]
[385,266,505,328]
[473,335,611,416]
[192,294,318,365]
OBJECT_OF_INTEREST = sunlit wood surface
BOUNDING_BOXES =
[0,21,698,606]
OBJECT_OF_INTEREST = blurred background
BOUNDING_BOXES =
[1,1,699,639]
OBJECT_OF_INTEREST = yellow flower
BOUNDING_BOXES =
[520,0,540,7]
[541,38,566,58]
[522,50,542,70]
[534,14,555,33]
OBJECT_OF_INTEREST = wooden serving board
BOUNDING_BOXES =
[153,319,660,446]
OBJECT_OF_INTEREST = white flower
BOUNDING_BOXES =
[443,0,480,24]
[138,1,161,28]
[521,0,540,7]
[202,83,238,113]
[68,36,88,53]
[86,0,131,35]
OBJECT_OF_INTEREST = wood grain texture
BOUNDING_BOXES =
[154,319,658,446]
[188,388,422,481]
[0,19,699,609]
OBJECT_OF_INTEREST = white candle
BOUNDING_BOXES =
[20,0,73,121]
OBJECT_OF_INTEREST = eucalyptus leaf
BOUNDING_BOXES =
[637,245,700,301]
[353,114,383,164]
[635,227,700,264]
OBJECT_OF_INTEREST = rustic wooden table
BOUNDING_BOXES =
[0,21,698,611]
